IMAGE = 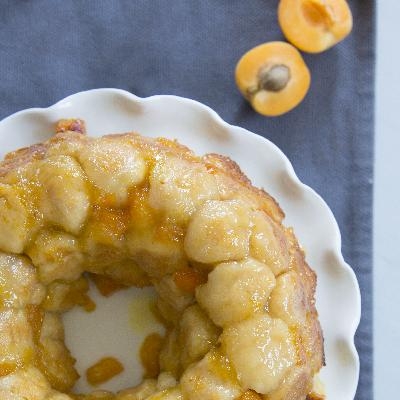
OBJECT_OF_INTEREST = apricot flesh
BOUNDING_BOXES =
[86,357,124,386]
[139,332,164,379]
[278,0,353,53]
[235,41,310,116]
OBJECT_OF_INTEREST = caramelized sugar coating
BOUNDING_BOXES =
[0,121,323,399]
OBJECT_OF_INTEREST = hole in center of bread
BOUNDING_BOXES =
[63,282,164,393]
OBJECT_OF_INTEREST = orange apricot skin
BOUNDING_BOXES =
[235,42,311,117]
[86,357,124,386]
[278,0,353,53]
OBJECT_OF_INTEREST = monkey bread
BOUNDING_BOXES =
[0,119,324,400]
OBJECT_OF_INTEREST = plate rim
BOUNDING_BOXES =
[0,88,361,398]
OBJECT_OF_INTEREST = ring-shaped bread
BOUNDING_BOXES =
[0,120,323,400]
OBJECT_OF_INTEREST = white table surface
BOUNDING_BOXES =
[374,1,400,398]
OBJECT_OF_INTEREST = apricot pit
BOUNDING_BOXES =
[278,0,353,53]
[235,41,310,116]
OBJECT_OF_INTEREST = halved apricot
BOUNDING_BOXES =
[139,332,163,378]
[278,0,353,53]
[235,41,310,116]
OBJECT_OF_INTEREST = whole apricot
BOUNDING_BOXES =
[278,0,353,53]
[235,41,310,116]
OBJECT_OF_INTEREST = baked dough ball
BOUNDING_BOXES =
[0,120,324,399]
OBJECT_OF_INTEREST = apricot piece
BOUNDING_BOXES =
[235,42,310,116]
[90,273,128,297]
[173,267,207,294]
[278,0,353,53]
[86,356,124,386]
[139,332,164,378]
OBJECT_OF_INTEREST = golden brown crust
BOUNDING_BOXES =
[55,119,86,134]
[0,143,47,177]
[202,153,285,223]
[306,392,326,400]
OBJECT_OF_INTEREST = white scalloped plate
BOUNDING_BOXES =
[0,89,361,399]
